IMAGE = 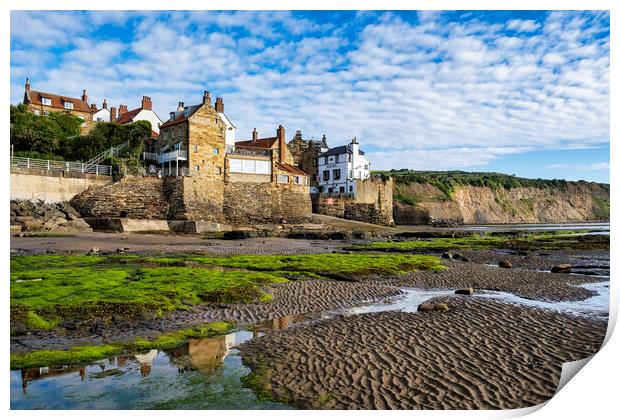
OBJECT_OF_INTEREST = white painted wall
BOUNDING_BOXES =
[317,140,371,195]
[93,108,111,122]
[134,109,164,134]
[218,112,236,146]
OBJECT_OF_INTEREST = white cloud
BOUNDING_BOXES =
[10,11,609,173]
[506,19,541,33]
[546,162,610,171]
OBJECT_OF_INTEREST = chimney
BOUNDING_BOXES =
[81,89,88,103]
[294,130,302,141]
[350,136,359,158]
[252,128,258,142]
[102,99,108,109]
[142,96,152,110]
[177,102,185,112]
[110,106,117,121]
[118,104,128,116]
[25,78,30,91]
[90,103,97,112]
[277,125,286,163]
[351,136,358,144]
[202,90,211,106]
[215,97,224,113]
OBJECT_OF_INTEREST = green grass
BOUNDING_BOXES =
[346,231,609,252]
[10,321,233,369]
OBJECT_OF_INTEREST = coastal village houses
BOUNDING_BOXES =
[22,78,94,133]
[115,96,164,136]
[316,137,371,196]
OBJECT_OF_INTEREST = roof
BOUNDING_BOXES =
[318,144,365,158]
[160,104,201,129]
[217,112,236,129]
[235,137,277,149]
[151,130,159,138]
[115,107,142,124]
[25,90,91,113]
[276,162,308,176]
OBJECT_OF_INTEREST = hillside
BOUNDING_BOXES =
[375,170,610,225]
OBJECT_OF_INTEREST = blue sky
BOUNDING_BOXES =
[10,10,610,183]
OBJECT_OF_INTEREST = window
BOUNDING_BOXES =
[215,166,222,175]
[214,118,219,124]
[78,116,85,120]
[256,160,270,174]
[294,176,301,184]
[277,175,289,184]
[348,170,353,179]
[324,157,328,165]
[42,97,51,106]
[340,186,345,193]
[213,147,219,155]
[333,169,341,180]
[349,186,353,192]
[64,101,73,109]
[241,159,256,174]
[229,159,242,173]
[348,154,352,162]
[194,165,200,172]
[97,117,103,122]
[335,155,339,163]
[43,111,50,116]
[34,110,40,116]
[229,159,271,174]
[364,164,369,170]
[323,170,330,181]
[194,145,198,153]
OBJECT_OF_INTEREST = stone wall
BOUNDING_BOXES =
[10,167,112,203]
[313,177,394,226]
[224,182,312,224]
[71,176,169,219]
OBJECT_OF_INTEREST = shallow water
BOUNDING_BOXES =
[11,280,609,409]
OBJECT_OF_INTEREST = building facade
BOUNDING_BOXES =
[92,99,112,122]
[316,137,370,196]
[115,96,164,135]
[22,78,94,133]
[287,130,329,193]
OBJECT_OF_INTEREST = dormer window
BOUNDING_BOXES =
[64,101,73,109]
[42,97,51,106]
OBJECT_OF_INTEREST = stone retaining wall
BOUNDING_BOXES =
[10,167,112,203]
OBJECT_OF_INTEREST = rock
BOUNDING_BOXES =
[455,288,474,296]
[460,256,471,262]
[498,260,512,269]
[517,250,529,256]
[452,253,463,260]
[551,264,572,273]
[64,218,92,232]
[89,246,100,255]
[418,302,449,312]
[441,252,452,259]
[15,216,44,232]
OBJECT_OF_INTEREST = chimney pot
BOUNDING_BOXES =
[90,103,97,112]
[118,104,128,116]
[277,125,286,163]
[203,90,211,105]
[177,102,184,112]
[215,96,224,113]
[103,99,108,109]
[25,78,30,91]
[81,89,88,103]
[141,96,152,110]
[252,128,258,141]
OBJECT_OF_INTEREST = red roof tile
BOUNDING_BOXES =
[276,162,308,176]
[26,90,91,113]
[115,107,142,124]
[235,137,277,149]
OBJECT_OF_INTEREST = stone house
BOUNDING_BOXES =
[22,78,94,133]
[286,130,329,193]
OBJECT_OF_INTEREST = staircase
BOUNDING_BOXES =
[85,140,131,166]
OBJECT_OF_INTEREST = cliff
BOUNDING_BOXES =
[383,171,609,225]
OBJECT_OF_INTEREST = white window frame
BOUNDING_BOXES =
[42,97,51,106]
[64,101,73,109]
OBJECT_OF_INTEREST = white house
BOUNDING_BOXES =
[116,96,164,134]
[92,99,111,122]
[214,96,236,146]
[317,137,370,196]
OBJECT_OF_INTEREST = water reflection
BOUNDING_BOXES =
[15,315,299,402]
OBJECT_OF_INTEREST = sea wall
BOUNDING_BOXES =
[10,167,112,203]
[313,178,394,226]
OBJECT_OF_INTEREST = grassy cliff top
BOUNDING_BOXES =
[374,169,609,201]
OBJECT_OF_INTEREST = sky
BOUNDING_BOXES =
[9,10,610,183]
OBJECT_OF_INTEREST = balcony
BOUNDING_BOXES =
[225,145,271,157]
[156,150,188,164]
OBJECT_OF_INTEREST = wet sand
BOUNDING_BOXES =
[240,296,608,409]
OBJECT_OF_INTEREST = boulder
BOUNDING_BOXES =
[14,216,43,232]
[64,218,93,232]
[460,256,471,262]
[551,264,572,273]
[455,288,474,296]
[88,246,100,255]
[452,253,463,260]
[418,302,449,312]
[441,252,452,259]
[498,260,512,269]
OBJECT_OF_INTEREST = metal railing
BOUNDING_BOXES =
[11,156,112,176]
[85,139,131,166]
[157,149,188,164]
[225,145,271,157]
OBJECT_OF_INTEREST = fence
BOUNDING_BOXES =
[225,145,271,157]
[11,156,113,176]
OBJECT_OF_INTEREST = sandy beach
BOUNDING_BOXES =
[239,296,608,409]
